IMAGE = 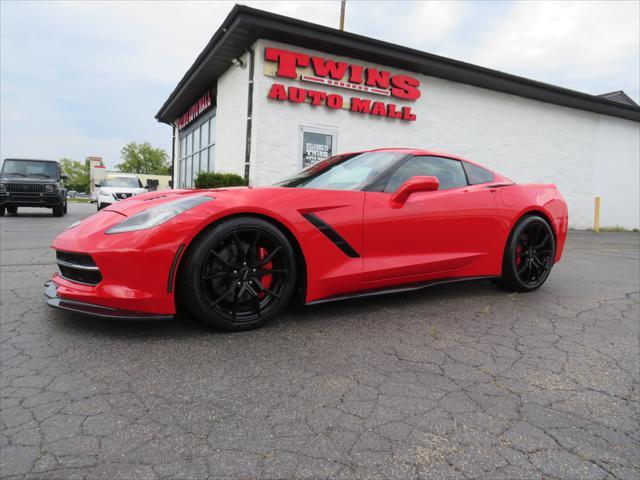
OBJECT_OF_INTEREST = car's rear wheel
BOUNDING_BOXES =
[179,217,297,331]
[6,206,17,215]
[495,215,556,292]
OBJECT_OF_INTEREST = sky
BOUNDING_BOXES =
[1,0,638,169]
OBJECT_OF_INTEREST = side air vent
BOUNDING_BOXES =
[302,213,360,258]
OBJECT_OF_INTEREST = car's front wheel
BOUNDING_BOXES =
[179,217,297,331]
[6,206,17,215]
[52,204,65,217]
[495,215,556,292]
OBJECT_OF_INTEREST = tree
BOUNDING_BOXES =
[116,142,170,175]
[59,158,90,193]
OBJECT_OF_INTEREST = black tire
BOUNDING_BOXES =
[6,206,17,215]
[63,201,67,214]
[52,204,65,217]
[97,203,104,211]
[178,216,297,331]
[0,207,5,217]
[495,215,556,292]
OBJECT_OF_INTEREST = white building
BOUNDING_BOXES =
[156,5,640,229]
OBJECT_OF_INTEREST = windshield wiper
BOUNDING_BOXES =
[29,173,51,178]
[6,172,27,177]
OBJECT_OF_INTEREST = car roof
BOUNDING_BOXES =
[349,147,505,178]
[357,148,482,166]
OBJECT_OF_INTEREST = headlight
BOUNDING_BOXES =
[0,183,6,192]
[44,184,56,193]
[105,195,213,234]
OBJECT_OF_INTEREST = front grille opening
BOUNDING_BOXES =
[56,251,102,285]
[6,183,46,193]
[56,251,97,267]
[58,265,102,285]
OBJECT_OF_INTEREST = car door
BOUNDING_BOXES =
[362,156,503,289]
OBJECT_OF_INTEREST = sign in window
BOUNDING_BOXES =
[301,129,336,168]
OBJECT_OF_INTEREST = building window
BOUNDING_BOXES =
[177,108,216,188]
[299,125,338,169]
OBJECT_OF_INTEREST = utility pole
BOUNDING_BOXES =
[339,0,346,31]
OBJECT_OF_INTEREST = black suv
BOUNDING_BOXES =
[0,159,68,217]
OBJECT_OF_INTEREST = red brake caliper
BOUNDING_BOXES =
[258,247,273,298]
[515,244,522,266]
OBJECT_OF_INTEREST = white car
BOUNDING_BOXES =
[95,174,147,210]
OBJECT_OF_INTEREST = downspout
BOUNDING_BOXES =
[244,48,255,183]
[170,124,176,188]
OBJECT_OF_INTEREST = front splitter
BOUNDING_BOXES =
[44,282,173,321]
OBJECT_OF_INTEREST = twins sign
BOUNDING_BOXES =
[264,47,421,122]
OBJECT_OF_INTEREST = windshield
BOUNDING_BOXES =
[101,176,141,188]
[1,160,59,179]
[275,151,406,190]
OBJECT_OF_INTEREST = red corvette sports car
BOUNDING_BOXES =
[46,149,568,330]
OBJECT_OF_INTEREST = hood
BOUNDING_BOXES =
[102,186,298,217]
[98,186,146,194]
[102,188,232,216]
[0,176,60,183]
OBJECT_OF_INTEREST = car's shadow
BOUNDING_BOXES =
[49,279,504,339]
[2,212,60,218]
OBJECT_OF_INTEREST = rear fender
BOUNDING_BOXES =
[496,184,568,263]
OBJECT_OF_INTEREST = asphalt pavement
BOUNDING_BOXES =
[1,202,639,479]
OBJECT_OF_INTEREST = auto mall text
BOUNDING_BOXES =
[264,47,421,122]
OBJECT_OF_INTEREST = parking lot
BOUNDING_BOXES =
[1,202,638,480]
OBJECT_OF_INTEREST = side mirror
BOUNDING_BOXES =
[390,176,439,206]
[60,173,68,180]
[94,183,100,188]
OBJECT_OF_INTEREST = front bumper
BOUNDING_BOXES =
[45,282,173,320]
[0,192,62,206]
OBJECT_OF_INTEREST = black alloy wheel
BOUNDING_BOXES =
[496,215,556,292]
[179,217,297,331]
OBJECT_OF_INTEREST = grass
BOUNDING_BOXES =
[586,225,640,233]
[67,198,91,203]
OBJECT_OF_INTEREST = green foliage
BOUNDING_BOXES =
[59,158,90,193]
[194,172,248,189]
[116,142,169,175]
[597,225,640,232]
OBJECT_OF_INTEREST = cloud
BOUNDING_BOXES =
[469,1,640,99]
[1,0,638,171]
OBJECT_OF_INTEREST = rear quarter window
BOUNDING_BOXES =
[463,162,494,185]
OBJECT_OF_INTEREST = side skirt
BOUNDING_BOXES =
[307,275,499,306]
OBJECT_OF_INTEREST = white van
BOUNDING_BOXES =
[95,174,146,210]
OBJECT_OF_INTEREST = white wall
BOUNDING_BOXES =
[596,116,640,228]
[248,39,639,229]
[214,51,250,178]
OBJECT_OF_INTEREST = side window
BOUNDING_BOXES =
[463,161,494,185]
[384,156,467,192]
